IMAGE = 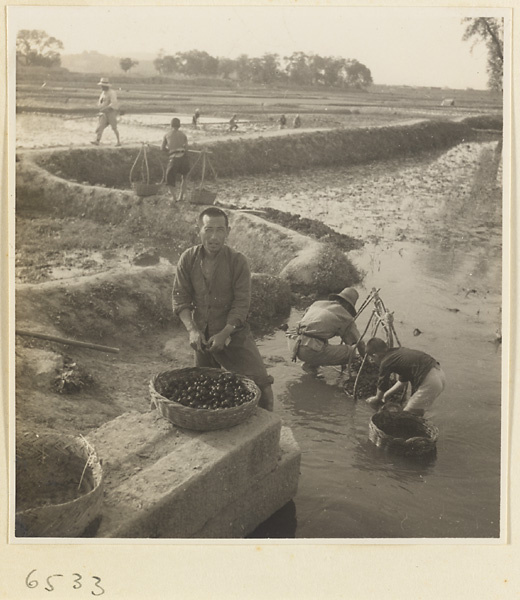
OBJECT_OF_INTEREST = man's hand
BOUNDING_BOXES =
[188,329,206,352]
[207,331,230,353]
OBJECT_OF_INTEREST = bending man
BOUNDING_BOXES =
[365,337,446,416]
[172,207,274,411]
[293,287,366,377]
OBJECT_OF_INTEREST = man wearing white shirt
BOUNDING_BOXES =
[91,78,121,146]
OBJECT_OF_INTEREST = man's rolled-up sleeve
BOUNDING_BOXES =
[341,321,361,345]
[172,251,195,316]
[226,254,251,328]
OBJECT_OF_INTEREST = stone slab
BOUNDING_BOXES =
[88,409,283,538]
[192,427,301,538]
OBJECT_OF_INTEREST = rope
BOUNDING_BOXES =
[129,143,165,186]
[353,315,380,401]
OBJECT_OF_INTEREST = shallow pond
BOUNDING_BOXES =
[245,140,503,539]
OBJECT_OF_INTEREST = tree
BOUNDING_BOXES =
[153,54,178,75]
[342,59,373,90]
[175,50,218,76]
[119,57,139,73]
[284,52,312,85]
[16,29,64,67]
[462,17,504,91]
[217,57,237,79]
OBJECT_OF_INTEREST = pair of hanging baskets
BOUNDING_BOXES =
[130,144,165,197]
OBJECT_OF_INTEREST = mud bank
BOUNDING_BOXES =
[23,118,487,189]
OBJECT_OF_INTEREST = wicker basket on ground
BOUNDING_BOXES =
[369,404,439,457]
[150,367,260,431]
[15,434,104,537]
[130,143,165,197]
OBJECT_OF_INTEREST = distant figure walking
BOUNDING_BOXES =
[162,117,189,203]
[91,78,121,146]
[279,114,287,129]
[293,114,302,129]
[192,108,201,128]
[229,114,239,132]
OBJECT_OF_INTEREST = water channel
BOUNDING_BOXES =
[243,140,503,539]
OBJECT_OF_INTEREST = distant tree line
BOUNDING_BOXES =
[153,49,373,89]
[16,29,64,67]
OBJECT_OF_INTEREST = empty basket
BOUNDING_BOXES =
[15,433,104,537]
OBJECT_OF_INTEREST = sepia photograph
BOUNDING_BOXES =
[2,1,516,597]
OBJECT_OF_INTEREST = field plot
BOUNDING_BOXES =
[13,78,504,538]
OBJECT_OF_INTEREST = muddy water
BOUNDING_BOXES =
[247,141,502,539]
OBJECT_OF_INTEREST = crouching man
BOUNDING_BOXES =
[365,337,446,416]
[293,287,366,377]
[172,207,274,411]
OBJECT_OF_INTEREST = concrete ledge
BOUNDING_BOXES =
[192,427,301,538]
[87,409,287,538]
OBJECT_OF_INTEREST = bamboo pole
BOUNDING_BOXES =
[15,330,120,354]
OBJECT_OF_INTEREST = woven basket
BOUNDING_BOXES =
[369,406,439,457]
[15,434,104,537]
[190,187,217,205]
[149,367,260,431]
[132,182,162,197]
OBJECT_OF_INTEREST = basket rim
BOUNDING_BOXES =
[15,434,104,516]
[150,367,260,413]
[369,414,439,444]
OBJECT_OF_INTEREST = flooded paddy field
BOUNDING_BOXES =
[245,139,503,539]
[14,120,503,538]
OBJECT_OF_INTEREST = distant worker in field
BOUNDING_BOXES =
[290,287,366,377]
[192,108,201,128]
[172,206,274,411]
[229,114,239,132]
[91,77,121,146]
[293,114,302,129]
[365,338,446,417]
[161,117,189,203]
[279,114,287,129]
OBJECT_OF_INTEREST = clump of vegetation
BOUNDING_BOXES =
[260,207,363,252]
[249,274,292,331]
[53,359,93,393]
[310,242,363,297]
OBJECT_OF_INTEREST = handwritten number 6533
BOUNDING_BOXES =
[24,570,105,595]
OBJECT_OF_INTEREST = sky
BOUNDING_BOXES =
[8,5,509,90]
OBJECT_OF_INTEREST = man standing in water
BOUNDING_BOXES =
[365,337,446,416]
[162,117,189,202]
[91,78,121,146]
[292,287,366,377]
[172,207,274,411]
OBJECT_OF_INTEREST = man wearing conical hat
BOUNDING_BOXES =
[91,77,121,146]
[292,287,366,377]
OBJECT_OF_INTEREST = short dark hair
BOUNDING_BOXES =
[366,337,388,355]
[171,117,181,128]
[198,207,229,228]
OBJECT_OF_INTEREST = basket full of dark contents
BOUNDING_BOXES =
[15,433,104,537]
[369,404,439,457]
[150,367,260,431]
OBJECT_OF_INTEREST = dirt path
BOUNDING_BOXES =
[15,112,428,152]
